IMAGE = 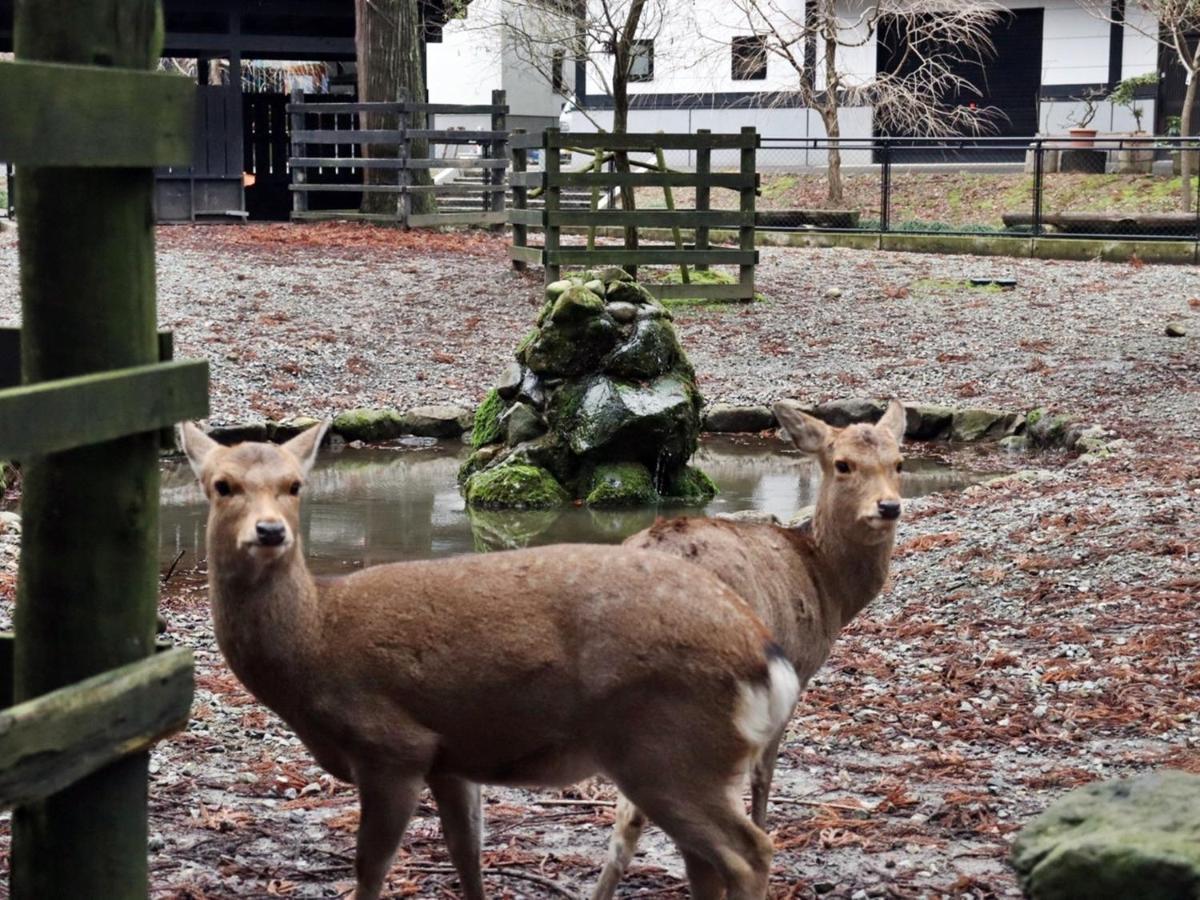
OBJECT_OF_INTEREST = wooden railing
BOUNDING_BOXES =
[509,127,759,301]
[0,44,208,898]
[288,90,509,228]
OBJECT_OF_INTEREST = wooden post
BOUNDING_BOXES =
[655,134,689,284]
[695,129,711,272]
[289,87,308,217]
[544,128,561,285]
[738,126,757,302]
[489,90,507,226]
[511,129,529,272]
[587,147,602,251]
[399,99,413,227]
[11,0,164,895]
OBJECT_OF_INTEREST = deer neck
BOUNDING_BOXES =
[806,507,895,635]
[207,542,323,711]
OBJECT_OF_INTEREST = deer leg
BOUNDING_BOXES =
[354,772,423,900]
[428,774,485,900]
[749,730,784,829]
[590,793,648,900]
[682,850,727,900]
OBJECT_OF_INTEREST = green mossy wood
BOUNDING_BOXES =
[461,272,715,508]
[9,2,203,897]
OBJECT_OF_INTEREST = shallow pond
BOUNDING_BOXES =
[160,435,1002,575]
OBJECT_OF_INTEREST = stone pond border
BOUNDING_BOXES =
[195,397,1118,463]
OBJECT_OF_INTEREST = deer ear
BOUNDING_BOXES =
[773,400,831,456]
[179,422,218,479]
[876,399,906,444]
[281,420,330,477]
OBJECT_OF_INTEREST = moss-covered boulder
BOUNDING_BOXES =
[586,462,658,508]
[401,404,473,438]
[663,466,719,505]
[333,408,406,442]
[950,407,1017,442]
[461,271,715,509]
[1012,770,1200,900]
[465,464,569,510]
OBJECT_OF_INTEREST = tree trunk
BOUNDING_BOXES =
[822,103,845,208]
[612,0,646,258]
[355,0,434,218]
[1180,68,1198,213]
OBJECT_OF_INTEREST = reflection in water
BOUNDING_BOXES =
[159,435,998,574]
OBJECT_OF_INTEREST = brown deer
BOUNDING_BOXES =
[592,399,905,900]
[179,421,799,900]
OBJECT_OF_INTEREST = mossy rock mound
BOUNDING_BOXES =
[464,464,569,510]
[1013,770,1200,900]
[461,272,716,509]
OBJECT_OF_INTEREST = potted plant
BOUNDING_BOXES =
[1109,73,1158,173]
[1063,87,1105,146]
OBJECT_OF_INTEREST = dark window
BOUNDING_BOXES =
[732,35,767,81]
[629,39,654,82]
[552,49,566,93]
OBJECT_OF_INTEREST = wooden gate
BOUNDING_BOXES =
[509,128,760,301]
[288,91,510,227]
[243,91,292,221]
[0,2,209,894]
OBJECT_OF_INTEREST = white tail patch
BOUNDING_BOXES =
[734,654,800,752]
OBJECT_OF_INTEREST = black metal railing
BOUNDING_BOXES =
[755,136,1200,241]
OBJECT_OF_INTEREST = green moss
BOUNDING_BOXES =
[1026,407,1045,428]
[663,465,718,505]
[465,464,569,510]
[332,407,405,442]
[514,329,539,357]
[457,445,500,485]
[585,462,659,508]
[471,389,505,448]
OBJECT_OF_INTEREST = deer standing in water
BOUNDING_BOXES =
[179,421,799,900]
[592,399,906,900]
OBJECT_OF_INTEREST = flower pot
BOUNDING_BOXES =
[1067,128,1097,148]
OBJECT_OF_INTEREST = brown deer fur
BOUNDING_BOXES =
[179,421,800,900]
[591,399,905,900]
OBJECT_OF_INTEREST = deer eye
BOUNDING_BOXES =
[214,479,232,497]
[896,461,904,473]
[834,460,852,474]
[289,481,302,496]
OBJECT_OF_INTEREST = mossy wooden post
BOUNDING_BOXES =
[738,126,757,302]
[587,147,602,251]
[695,129,711,272]
[655,134,689,284]
[11,0,165,895]
[544,129,562,284]
[289,87,309,217]
[487,90,507,225]
[510,129,529,272]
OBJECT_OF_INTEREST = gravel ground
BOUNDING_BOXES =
[0,224,1198,899]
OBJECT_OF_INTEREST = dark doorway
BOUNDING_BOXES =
[876,8,1045,162]
[243,92,291,220]
[1157,33,1200,134]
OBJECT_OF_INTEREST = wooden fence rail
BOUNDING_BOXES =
[509,127,759,301]
[288,91,509,228]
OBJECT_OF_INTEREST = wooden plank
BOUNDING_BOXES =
[509,245,544,264]
[290,183,405,193]
[648,281,754,301]
[548,248,758,265]
[508,209,545,227]
[510,172,546,188]
[549,132,759,151]
[286,102,405,114]
[406,211,508,227]
[402,158,510,170]
[547,210,753,228]
[0,60,194,167]
[0,648,193,811]
[408,130,507,142]
[406,103,507,115]
[406,183,507,194]
[553,172,755,189]
[290,157,408,170]
[509,133,546,150]
[0,327,20,389]
[0,360,209,460]
[695,128,712,272]
[291,129,405,144]
[0,632,11,710]
[292,210,404,223]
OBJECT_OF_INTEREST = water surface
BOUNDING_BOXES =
[160,435,997,574]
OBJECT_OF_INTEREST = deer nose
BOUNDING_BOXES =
[878,500,902,521]
[255,521,287,546]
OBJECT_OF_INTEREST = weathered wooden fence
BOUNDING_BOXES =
[288,90,509,227]
[0,5,209,895]
[509,128,759,301]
